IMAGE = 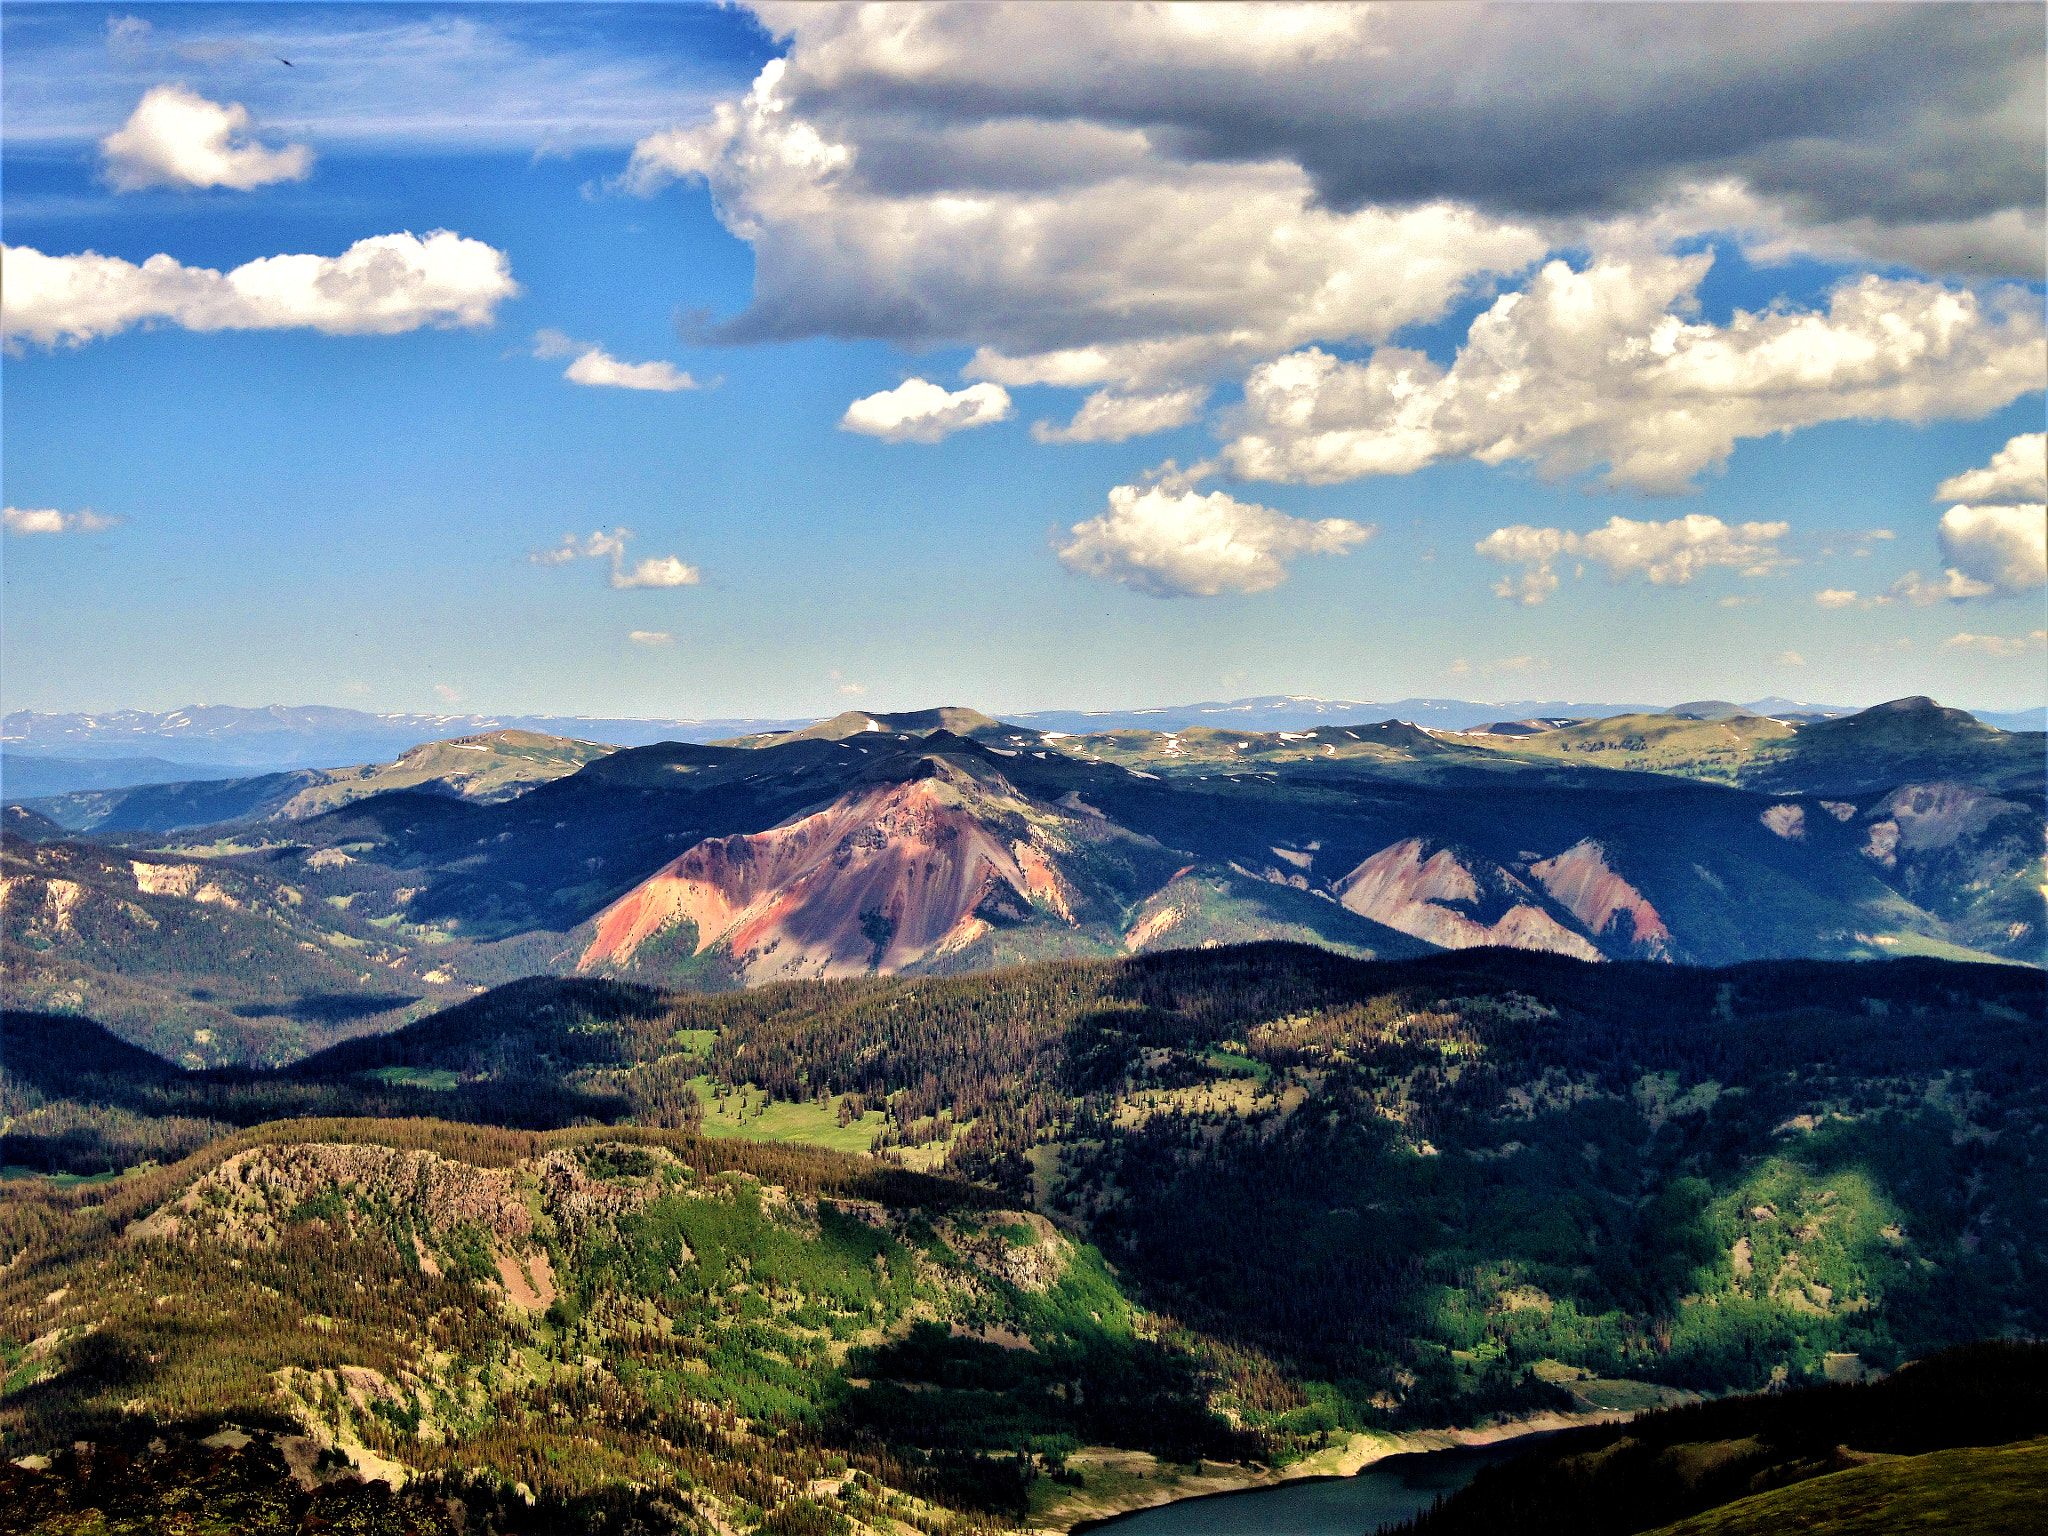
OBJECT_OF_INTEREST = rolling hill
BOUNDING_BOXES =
[1467,696,2044,797]
[0,754,266,799]
[257,726,2035,983]
[1396,1340,2048,1536]
[12,730,616,835]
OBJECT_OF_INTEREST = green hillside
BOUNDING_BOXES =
[1396,1339,2048,1536]
[1465,711,1794,784]
[0,1117,1258,1533]
[1639,1439,2048,1535]
[1044,720,1518,779]
[1,832,473,1065]
[1739,697,2046,797]
[272,729,618,816]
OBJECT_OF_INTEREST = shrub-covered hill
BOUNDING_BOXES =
[1391,1339,2048,1536]
[1632,1438,2048,1536]
[9,946,2044,1447]
[0,1119,1258,1534]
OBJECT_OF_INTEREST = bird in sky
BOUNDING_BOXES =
[277,57,295,67]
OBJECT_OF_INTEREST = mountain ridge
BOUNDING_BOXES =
[4,696,2039,1067]
[12,695,2042,769]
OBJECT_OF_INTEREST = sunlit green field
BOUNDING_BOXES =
[688,1074,887,1153]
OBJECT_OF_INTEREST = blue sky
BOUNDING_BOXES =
[5,2,2043,720]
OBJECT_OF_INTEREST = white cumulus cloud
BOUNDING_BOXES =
[3,506,122,536]
[1476,514,1791,604]
[613,6,2040,472]
[1941,631,2046,657]
[731,3,2040,276]
[1056,473,1371,598]
[1032,388,1209,445]
[622,4,2039,393]
[840,378,1011,443]
[1889,569,1994,604]
[611,555,700,590]
[1928,503,2047,598]
[1813,589,1864,610]
[1935,433,2048,504]
[1222,255,2045,494]
[2,231,517,349]
[628,630,674,646]
[1875,436,2048,606]
[533,329,698,392]
[622,53,1548,403]
[1879,504,2047,606]
[530,528,699,590]
[100,84,313,192]
[530,530,630,567]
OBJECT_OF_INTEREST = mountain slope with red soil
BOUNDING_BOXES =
[580,757,1173,983]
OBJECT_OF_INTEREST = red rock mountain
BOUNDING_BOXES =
[1333,838,1603,960]
[1330,836,1672,961]
[579,758,1164,984]
[1528,839,1672,958]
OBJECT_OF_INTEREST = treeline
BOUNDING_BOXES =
[1,1008,632,1173]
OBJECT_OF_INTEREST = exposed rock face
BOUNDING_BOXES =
[1334,838,1603,961]
[1529,840,1671,957]
[581,761,1152,983]
[1760,804,1807,841]
[1853,781,2044,958]
[132,861,200,897]
[944,1211,1067,1294]
[1867,782,2027,854]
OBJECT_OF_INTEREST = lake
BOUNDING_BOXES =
[1075,1437,1554,1535]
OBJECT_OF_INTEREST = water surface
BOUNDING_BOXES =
[1078,1437,1551,1535]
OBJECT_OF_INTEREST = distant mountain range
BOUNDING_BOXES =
[8,695,2042,784]
[0,704,812,772]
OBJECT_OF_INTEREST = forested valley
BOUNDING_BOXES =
[3,943,2042,1531]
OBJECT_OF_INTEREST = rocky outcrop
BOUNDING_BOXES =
[127,1142,543,1252]
[1528,840,1671,957]
[1863,781,2028,859]
[1334,839,1603,961]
